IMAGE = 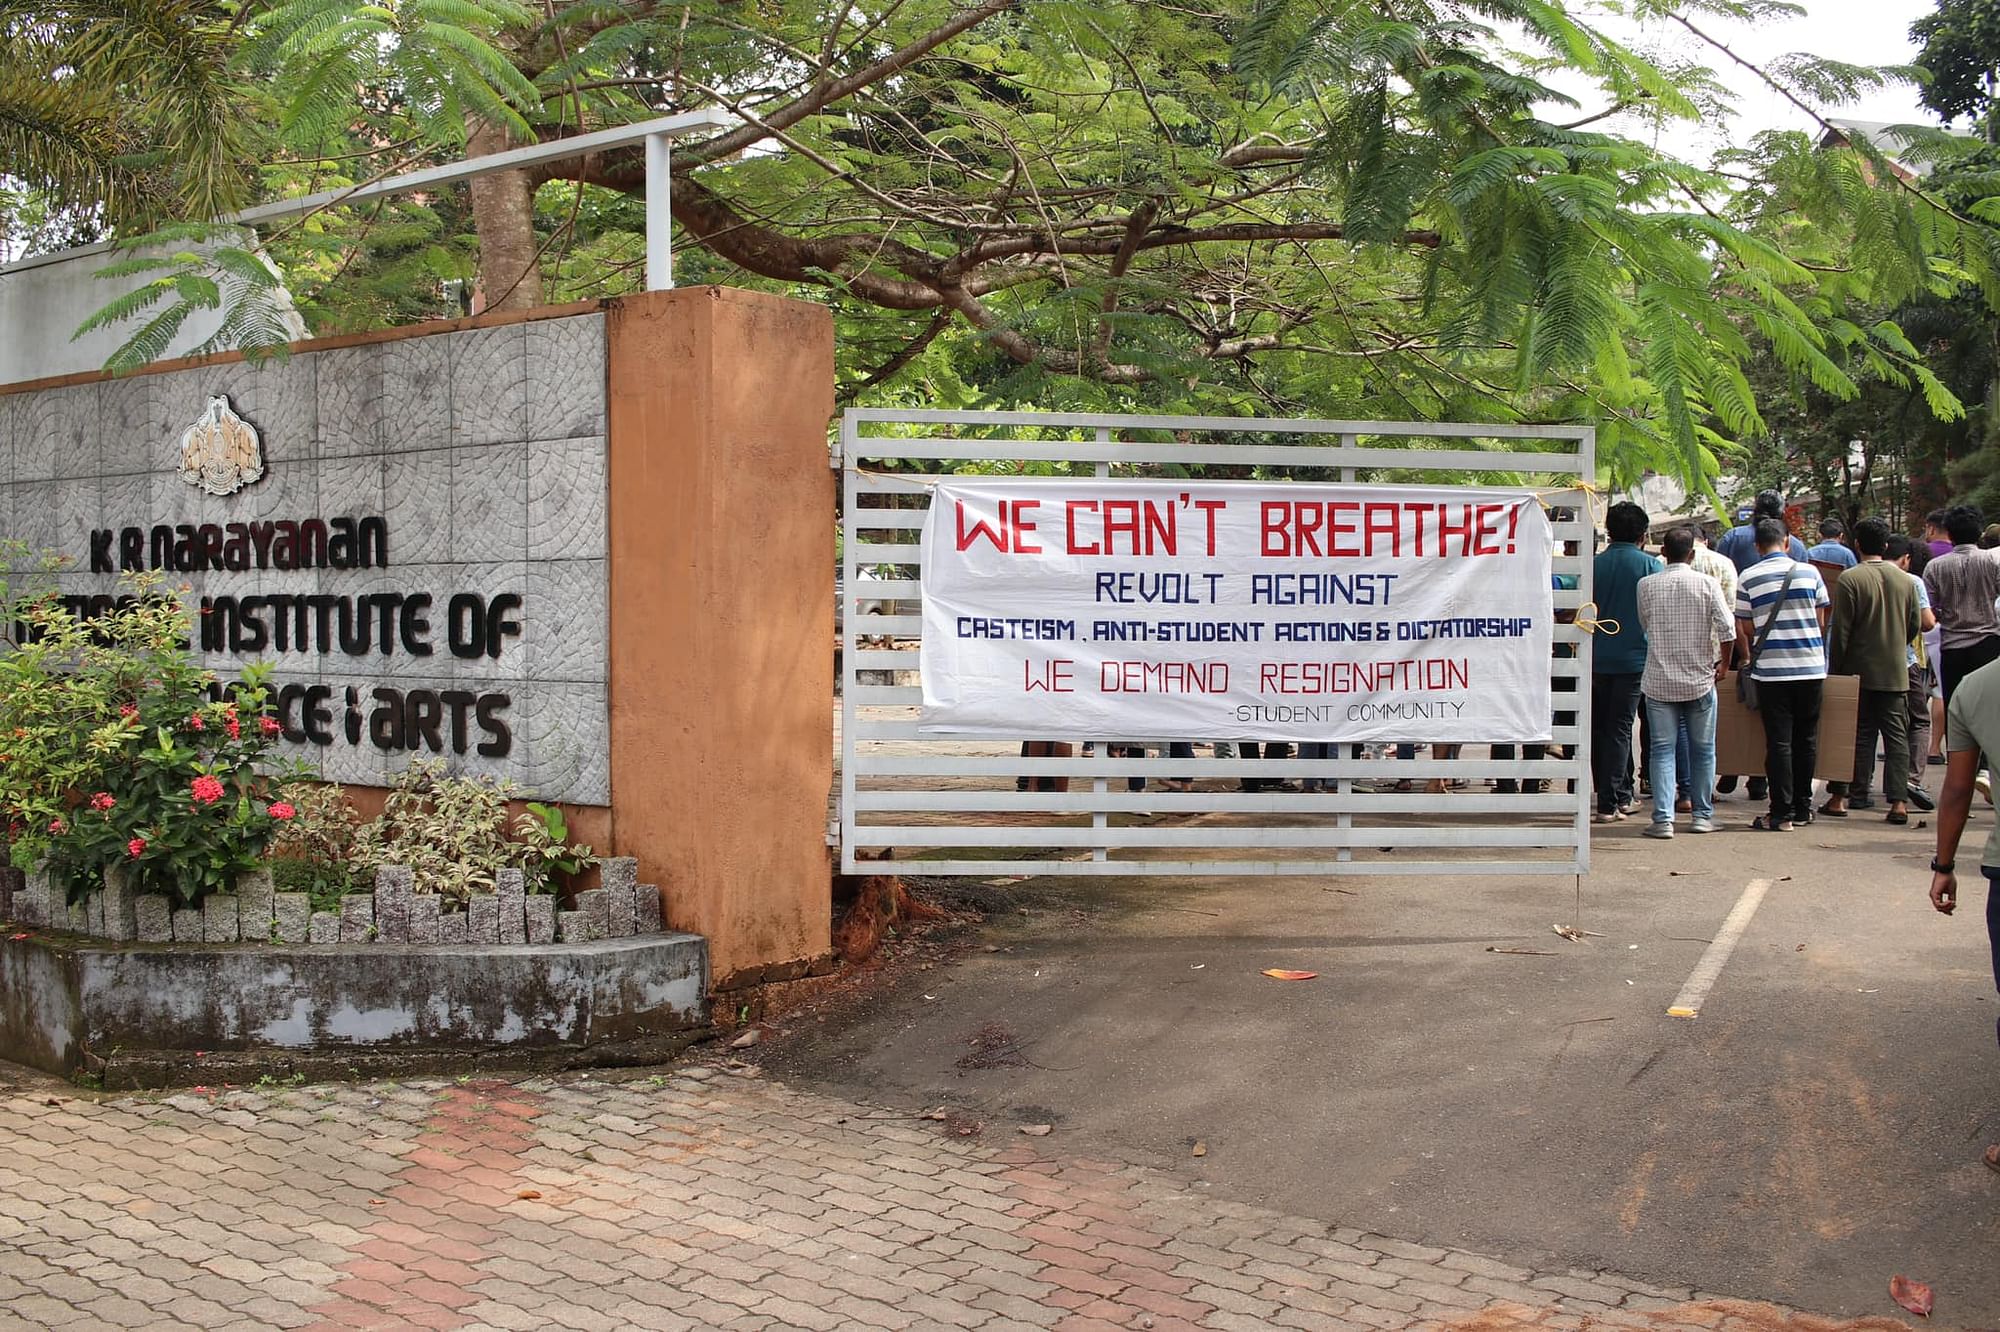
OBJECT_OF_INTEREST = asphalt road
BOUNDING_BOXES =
[767,790,2000,1326]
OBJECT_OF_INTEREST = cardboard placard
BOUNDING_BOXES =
[1714,672,1860,783]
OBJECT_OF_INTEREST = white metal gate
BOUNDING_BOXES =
[839,410,1595,878]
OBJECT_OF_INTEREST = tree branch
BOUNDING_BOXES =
[839,308,951,401]
[679,0,1020,166]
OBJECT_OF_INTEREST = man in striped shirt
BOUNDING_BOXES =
[1734,519,1831,831]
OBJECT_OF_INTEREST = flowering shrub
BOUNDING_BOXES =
[268,780,363,908]
[0,551,298,906]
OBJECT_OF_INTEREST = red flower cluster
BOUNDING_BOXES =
[224,708,241,740]
[89,792,115,811]
[190,775,226,805]
[47,817,65,834]
[188,713,206,732]
[128,837,147,858]
[268,802,296,821]
[119,704,138,719]
[260,716,281,736]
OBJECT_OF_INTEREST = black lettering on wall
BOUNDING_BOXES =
[475,694,512,758]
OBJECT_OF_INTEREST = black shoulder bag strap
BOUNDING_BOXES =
[1737,563,1800,709]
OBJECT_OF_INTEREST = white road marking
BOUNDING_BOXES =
[1667,877,1773,1019]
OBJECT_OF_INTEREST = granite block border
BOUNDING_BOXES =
[9,857,662,948]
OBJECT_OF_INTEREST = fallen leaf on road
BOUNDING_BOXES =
[8,933,26,940]
[1191,1142,1208,1157]
[1261,969,1318,981]
[1890,1275,1933,1318]
[516,1190,542,1201]
[1190,963,1205,970]
[1486,947,1556,956]
[1795,943,1806,951]
[1019,1124,1052,1137]
[368,1199,385,1207]
[729,1028,761,1049]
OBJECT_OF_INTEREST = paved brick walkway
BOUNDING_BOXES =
[0,1064,1924,1332]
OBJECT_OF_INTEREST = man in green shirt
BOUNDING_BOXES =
[1928,656,2000,1176]
[1822,519,1921,823]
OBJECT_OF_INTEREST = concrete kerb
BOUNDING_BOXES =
[0,855,710,1087]
[0,928,711,1088]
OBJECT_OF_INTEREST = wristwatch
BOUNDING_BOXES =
[1931,856,1955,874]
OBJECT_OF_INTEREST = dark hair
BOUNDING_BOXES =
[1754,517,1789,551]
[1819,516,1844,538]
[1885,532,1913,562]
[1927,508,1950,531]
[1854,517,1890,557]
[1605,502,1650,545]
[1982,524,2000,550]
[1947,505,1984,546]
[1660,527,1696,563]
[1752,490,1785,519]
[1908,543,1931,577]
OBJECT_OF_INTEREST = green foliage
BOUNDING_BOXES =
[0,551,297,906]
[268,781,363,906]
[352,760,517,902]
[351,760,594,900]
[14,0,2000,498]
[0,0,251,229]
[1912,0,2000,134]
[510,802,598,895]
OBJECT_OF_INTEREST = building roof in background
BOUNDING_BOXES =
[1818,119,1929,179]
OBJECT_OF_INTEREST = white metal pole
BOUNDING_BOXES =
[646,133,673,291]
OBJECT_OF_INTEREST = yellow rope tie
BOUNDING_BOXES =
[1571,601,1620,635]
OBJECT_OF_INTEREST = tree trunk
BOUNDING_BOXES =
[466,117,543,314]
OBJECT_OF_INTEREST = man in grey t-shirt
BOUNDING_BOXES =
[1927,655,2000,1176]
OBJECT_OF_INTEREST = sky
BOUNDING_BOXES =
[1557,0,1947,163]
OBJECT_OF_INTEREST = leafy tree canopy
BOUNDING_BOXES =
[4,0,1999,494]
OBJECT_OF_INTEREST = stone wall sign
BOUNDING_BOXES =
[0,312,612,804]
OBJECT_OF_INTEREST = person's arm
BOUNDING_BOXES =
[1933,748,1980,915]
[1734,578,1754,666]
[1828,582,1848,675]
[1710,585,1734,678]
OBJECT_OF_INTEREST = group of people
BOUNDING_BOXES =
[1588,493,2000,837]
[1595,492,2000,1173]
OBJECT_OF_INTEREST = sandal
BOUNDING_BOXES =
[1816,802,1848,818]
[1750,816,1793,831]
[1886,810,1910,826]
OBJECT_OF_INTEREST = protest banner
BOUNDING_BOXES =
[919,478,1555,743]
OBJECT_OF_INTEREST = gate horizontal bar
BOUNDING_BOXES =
[847,790,1576,813]
[848,407,1592,439]
[850,825,1577,848]
[848,756,1579,777]
[843,856,1585,876]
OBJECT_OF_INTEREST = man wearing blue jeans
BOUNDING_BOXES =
[1927,655,2000,1176]
[1636,527,1733,837]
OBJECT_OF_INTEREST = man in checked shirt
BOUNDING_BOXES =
[1636,527,1734,837]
